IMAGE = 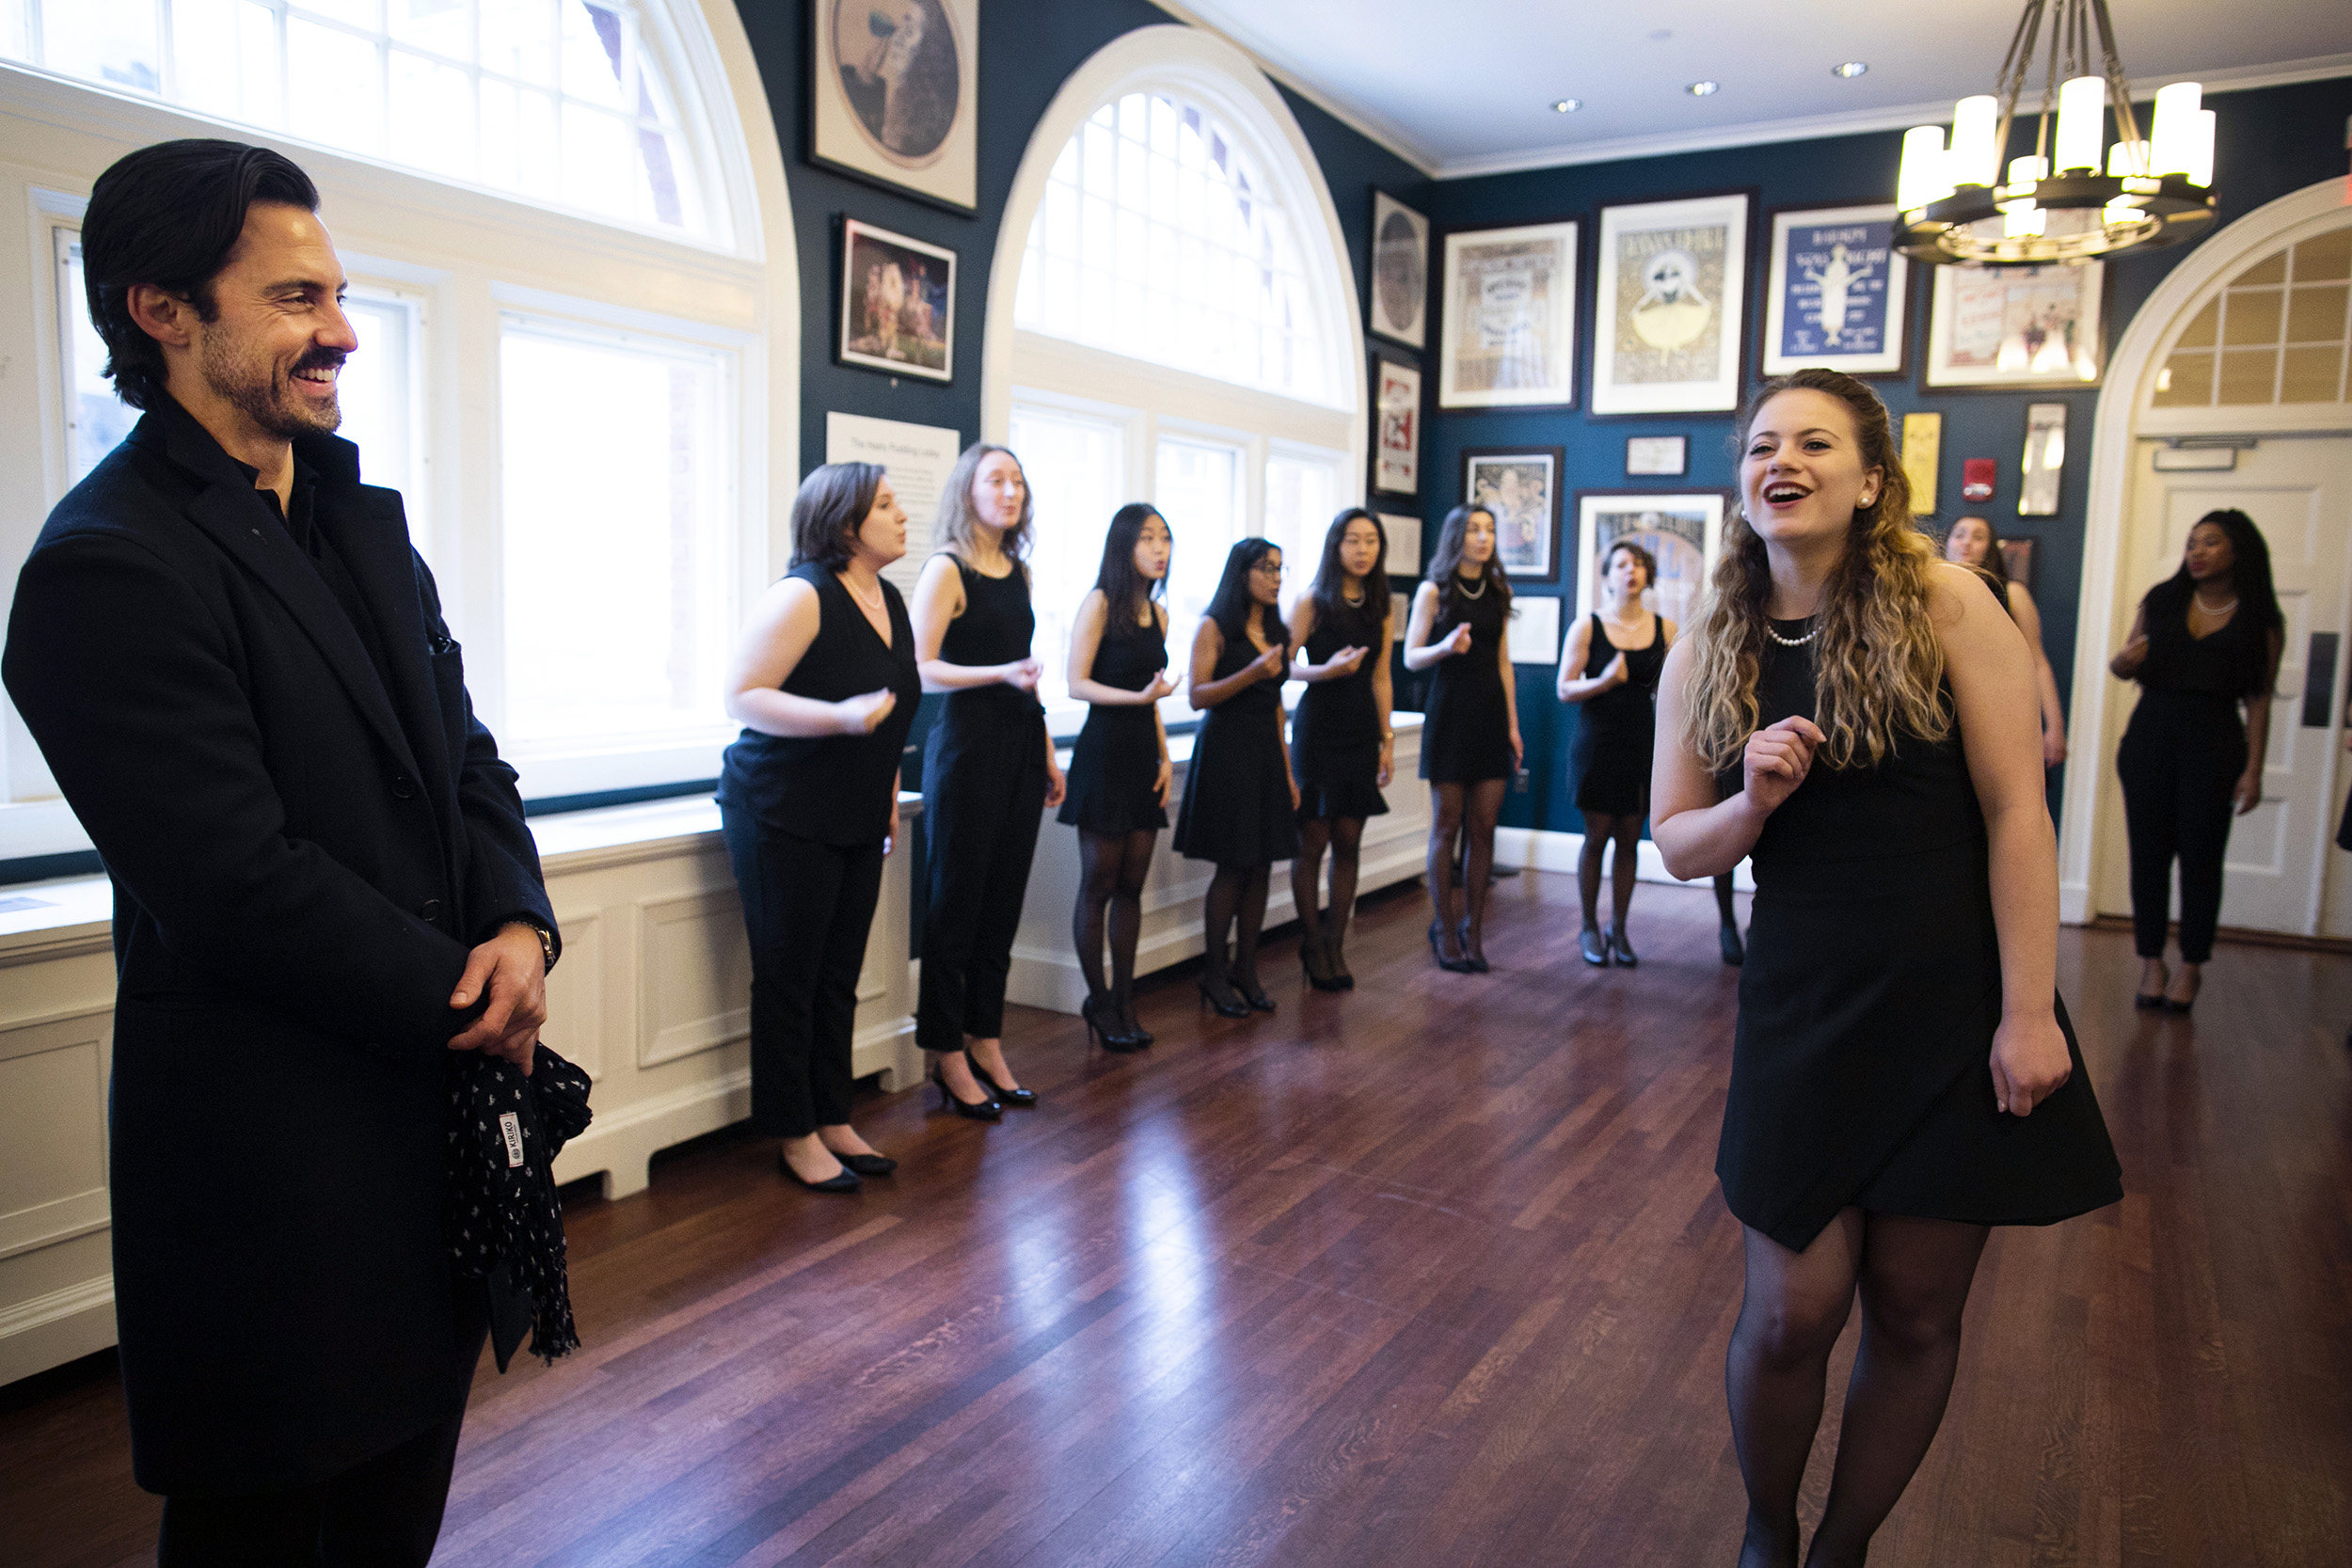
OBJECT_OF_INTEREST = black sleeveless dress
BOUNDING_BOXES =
[1568,611,1668,816]
[1059,609,1168,833]
[1716,623,2122,1252]
[1173,618,1298,866]
[1292,595,1390,820]
[1419,575,1513,784]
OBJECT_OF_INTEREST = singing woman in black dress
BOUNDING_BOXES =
[1403,504,1521,973]
[2107,508,2284,1012]
[1061,504,1178,1051]
[1174,538,1296,1017]
[718,463,922,1193]
[1287,508,1393,990]
[910,443,1066,1119]
[1557,538,1673,967]
[1652,370,2121,1568]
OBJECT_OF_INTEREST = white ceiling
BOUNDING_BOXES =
[1157,0,2352,177]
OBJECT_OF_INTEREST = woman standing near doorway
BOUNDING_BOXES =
[1558,538,1673,967]
[2108,508,2285,1012]
[1945,515,2068,767]
[911,444,1066,1118]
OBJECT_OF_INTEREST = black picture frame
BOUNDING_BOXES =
[806,0,979,215]
[1462,446,1565,584]
[836,217,957,383]
[1587,186,1757,420]
[1369,189,1430,349]
[1757,199,1914,381]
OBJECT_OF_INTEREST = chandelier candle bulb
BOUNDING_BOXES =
[2151,82,2202,176]
[2054,75,2106,172]
[2187,110,2217,187]
[1898,126,1952,211]
[1949,95,2001,187]
[2106,138,2150,178]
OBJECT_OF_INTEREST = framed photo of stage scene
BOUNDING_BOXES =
[838,219,956,382]
[1463,447,1564,582]
[1438,220,1579,409]
[1374,357,1421,495]
[1761,202,1909,377]
[1370,191,1430,349]
[1572,490,1730,628]
[1926,262,2105,388]
[811,0,979,211]
[1591,191,1752,416]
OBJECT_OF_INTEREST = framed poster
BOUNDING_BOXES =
[1370,191,1429,349]
[1378,512,1422,578]
[1438,220,1579,408]
[1374,358,1420,495]
[1573,490,1730,629]
[810,0,978,212]
[1927,262,2105,388]
[2019,402,2066,515]
[1592,191,1752,415]
[1508,595,1562,665]
[1900,412,1942,515]
[1463,448,1564,582]
[1761,203,1909,376]
[838,219,955,382]
[1625,436,1688,477]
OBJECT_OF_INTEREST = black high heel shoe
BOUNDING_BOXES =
[1197,972,1251,1018]
[1719,924,1745,967]
[1327,934,1355,990]
[1428,919,1474,974]
[1606,925,1637,968]
[1457,919,1490,974]
[780,1151,861,1193]
[966,1048,1039,1106]
[930,1058,1002,1121]
[1300,933,1344,992]
[1232,972,1276,1011]
[1579,927,1609,967]
[1082,995,1148,1054]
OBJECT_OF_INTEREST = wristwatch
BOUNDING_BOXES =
[505,917,558,974]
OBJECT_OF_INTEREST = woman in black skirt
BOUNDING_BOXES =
[1061,504,1178,1051]
[1287,508,1393,990]
[1653,369,2121,1568]
[718,463,922,1192]
[1174,538,1296,1016]
[910,443,1066,1120]
[1402,504,1521,973]
[1556,538,1673,967]
[2107,508,2284,1011]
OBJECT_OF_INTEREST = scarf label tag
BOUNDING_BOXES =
[499,1111,525,1169]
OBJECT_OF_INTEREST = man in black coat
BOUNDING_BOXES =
[3,140,560,1563]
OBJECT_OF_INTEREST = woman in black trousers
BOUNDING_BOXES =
[911,443,1066,1117]
[1287,508,1393,990]
[718,463,921,1192]
[1061,504,1178,1050]
[2109,508,2283,1012]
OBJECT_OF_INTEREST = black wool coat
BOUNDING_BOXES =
[2,396,558,1497]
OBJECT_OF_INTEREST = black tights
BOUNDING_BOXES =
[1203,863,1271,989]
[1292,815,1367,950]
[1578,810,1643,934]
[1726,1210,1989,1568]
[1427,780,1505,960]
[1073,828,1157,1031]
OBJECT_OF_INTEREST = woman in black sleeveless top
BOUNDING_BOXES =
[1557,538,1674,967]
[1061,504,1178,1050]
[1653,371,2119,1568]
[717,463,922,1193]
[910,444,1064,1119]
[1402,504,1521,972]
[1286,509,1393,990]
[1175,538,1296,1016]
[2108,508,2284,1011]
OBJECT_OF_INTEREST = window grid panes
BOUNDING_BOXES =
[1262,448,1341,588]
[1153,434,1245,634]
[1016,91,1326,404]
[3,0,705,236]
[1007,403,1125,712]
[2153,227,2352,409]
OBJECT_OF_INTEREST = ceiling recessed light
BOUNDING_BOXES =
[1551,98,1581,113]
[1686,80,1720,97]
[1832,61,1868,78]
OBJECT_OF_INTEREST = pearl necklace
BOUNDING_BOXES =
[2192,594,2238,616]
[843,573,885,612]
[1765,617,1821,647]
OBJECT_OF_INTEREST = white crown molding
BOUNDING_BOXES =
[1431,54,2352,181]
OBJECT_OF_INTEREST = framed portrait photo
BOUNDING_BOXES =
[1926,262,2105,388]
[1438,220,1579,409]
[1463,448,1564,582]
[1374,357,1421,495]
[1572,490,1730,629]
[1370,191,1430,349]
[838,219,955,382]
[811,0,978,212]
[1762,203,1909,376]
[1592,191,1753,416]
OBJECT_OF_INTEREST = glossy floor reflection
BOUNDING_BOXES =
[4,870,2349,1566]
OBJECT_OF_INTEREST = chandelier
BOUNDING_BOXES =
[1893,0,2216,266]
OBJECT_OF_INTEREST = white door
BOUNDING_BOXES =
[2094,436,2352,937]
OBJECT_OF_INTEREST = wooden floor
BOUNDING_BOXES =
[7,869,2351,1567]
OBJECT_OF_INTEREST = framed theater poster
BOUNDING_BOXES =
[1438,220,1579,409]
[1370,191,1429,349]
[1374,358,1421,495]
[812,0,978,212]
[1572,490,1729,629]
[1463,447,1564,582]
[1592,191,1752,415]
[838,219,956,381]
[1927,262,2105,388]
[1761,202,1909,376]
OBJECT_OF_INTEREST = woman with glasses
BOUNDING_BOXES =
[1173,538,1297,1016]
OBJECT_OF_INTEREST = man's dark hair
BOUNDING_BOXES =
[81,139,321,411]
[790,462,885,571]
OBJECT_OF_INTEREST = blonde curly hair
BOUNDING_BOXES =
[1680,368,1948,773]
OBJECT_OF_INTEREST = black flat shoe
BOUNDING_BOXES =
[1606,926,1638,968]
[1719,925,1745,967]
[834,1151,897,1178]
[1197,974,1251,1018]
[1580,927,1609,967]
[930,1061,1002,1121]
[780,1152,861,1193]
[966,1049,1038,1106]
[1428,919,1474,974]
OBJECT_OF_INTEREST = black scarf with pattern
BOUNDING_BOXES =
[446,1043,594,1366]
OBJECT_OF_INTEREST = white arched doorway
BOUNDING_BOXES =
[2059,179,2352,938]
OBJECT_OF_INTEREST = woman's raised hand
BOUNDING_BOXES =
[1141,669,1179,703]
[1740,716,1824,816]
[836,688,898,735]
[1320,644,1369,678]
[1604,651,1629,688]
[1441,622,1474,657]
[1001,657,1045,691]
[1253,643,1288,682]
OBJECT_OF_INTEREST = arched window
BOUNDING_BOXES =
[2151,222,2352,409]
